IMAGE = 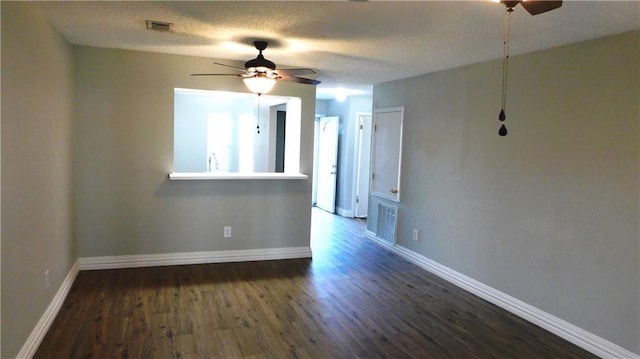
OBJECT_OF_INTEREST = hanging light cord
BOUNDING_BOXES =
[498,7,512,136]
[501,9,512,114]
[256,94,262,134]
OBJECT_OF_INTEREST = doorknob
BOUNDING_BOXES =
[390,189,398,194]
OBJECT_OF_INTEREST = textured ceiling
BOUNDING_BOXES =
[35,1,639,98]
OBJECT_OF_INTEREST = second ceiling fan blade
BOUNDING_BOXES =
[279,75,321,85]
[213,62,246,71]
[521,0,562,15]
[278,68,317,76]
[190,73,241,77]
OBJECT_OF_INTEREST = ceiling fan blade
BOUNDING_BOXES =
[278,68,317,76]
[190,73,242,77]
[521,0,562,15]
[213,62,246,71]
[279,75,321,86]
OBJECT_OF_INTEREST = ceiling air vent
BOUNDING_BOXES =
[146,20,172,32]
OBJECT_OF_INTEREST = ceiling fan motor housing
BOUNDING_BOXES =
[501,0,562,15]
[244,41,276,70]
[501,0,520,12]
[244,55,276,71]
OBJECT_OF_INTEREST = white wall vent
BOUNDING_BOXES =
[376,203,398,244]
[146,20,173,32]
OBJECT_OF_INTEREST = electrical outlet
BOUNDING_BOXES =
[412,229,419,241]
[224,226,232,238]
[44,269,50,289]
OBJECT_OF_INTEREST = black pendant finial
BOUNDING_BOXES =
[499,124,508,136]
[498,109,507,136]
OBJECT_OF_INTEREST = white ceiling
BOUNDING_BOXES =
[34,1,639,99]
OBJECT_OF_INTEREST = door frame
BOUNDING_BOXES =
[352,113,372,218]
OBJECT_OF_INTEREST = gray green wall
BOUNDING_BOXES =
[73,46,316,257]
[2,4,315,356]
[2,2,637,356]
[371,31,640,353]
[1,3,77,357]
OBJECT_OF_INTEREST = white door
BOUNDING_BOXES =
[354,114,372,218]
[371,107,404,202]
[316,116,339,213]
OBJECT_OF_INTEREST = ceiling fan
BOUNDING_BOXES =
[191,40,321,95]
[501,1,562,15]
[497,1,562,136]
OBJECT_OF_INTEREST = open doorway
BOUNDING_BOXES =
[313,91,373,225]
[314,116,339,213]
[312,112,372,218]
[275,110,286,172]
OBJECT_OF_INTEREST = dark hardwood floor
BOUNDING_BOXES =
[35,208,597,358]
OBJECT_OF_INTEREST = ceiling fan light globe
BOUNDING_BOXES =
[243,76,276,95]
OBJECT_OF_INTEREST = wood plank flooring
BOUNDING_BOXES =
[35,208,598,358]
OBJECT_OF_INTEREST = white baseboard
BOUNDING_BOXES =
[365,229,395,247]
[336,207,354,218]
[19,247,310,356]
[21,240,639,358]
[79,246,313,270]
[364,233,639,359]
[16,260,80,359]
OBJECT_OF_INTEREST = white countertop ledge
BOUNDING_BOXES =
[169,172,309,180]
